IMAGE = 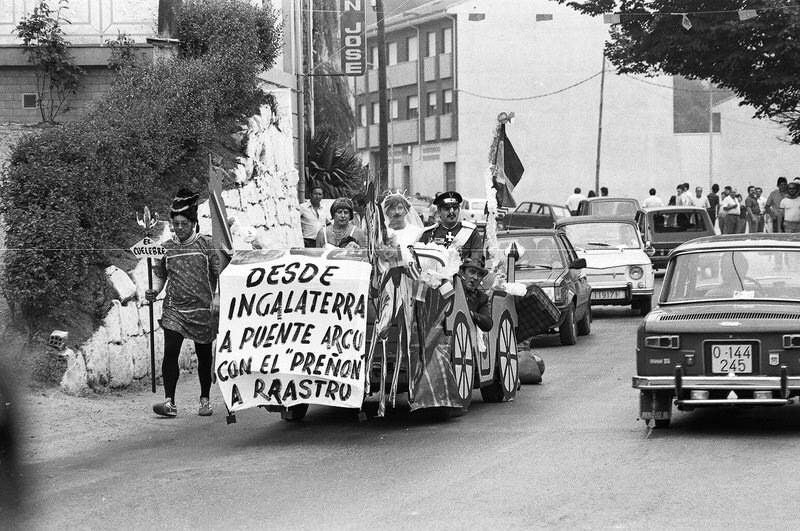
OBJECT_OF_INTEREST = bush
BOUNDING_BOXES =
[0,0,283,327]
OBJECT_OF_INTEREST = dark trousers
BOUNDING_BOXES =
[304,238,317,248]
[162,328,212,401]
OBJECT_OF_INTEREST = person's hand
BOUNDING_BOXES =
[145,289,158,303]
[211,292,220,316]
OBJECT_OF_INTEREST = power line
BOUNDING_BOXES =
[457,72,603,101]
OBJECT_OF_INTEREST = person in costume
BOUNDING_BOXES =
[418,191,480,262]
[459,257,493,332]
[316,197,366,248]
[146,189,220,418]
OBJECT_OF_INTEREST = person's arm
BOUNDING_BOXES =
[315,228,326,248]
[472,296,493,332]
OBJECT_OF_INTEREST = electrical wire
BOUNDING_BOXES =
[456,71,603,101]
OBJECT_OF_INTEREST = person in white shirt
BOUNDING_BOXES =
[299,184,330,247]
[779,181,800,233]
[690,186,711,209]
[718,188,739,234]
[676,184,692,206]
[642,188,664,208]
[565,187,586,215]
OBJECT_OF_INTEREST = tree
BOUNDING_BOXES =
[307,127,367,198]
[15,0,84,123]
[556,0,800,142]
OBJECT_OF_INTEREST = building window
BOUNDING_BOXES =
[358,104,366,127]
[427,92,437,115]
[406,35,418,62]
[443,27,452,54]
[22,94,37,109]
[442,89,453,114]
[389,99,399,120]
[426,31,437,57]
[370,46,378,69]
[444,162,456,191]
[407,95,419,119]
[535,13,554,21]
[372,101,380,124]
[387,41,398,65]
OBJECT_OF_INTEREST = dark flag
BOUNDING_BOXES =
[492,123,524,208]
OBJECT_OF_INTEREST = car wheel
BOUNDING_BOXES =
[481,311,518,402]
[450,313,475,409]
[559,304,578,345]
[576,305,591,336]
[637,296,652,316]
[280,403,309,421]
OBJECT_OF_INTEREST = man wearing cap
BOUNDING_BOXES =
[459,257,492,332]
[418,191,480,260]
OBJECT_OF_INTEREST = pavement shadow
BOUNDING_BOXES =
[648,405,800,438]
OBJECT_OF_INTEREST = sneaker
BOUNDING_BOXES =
[153,399,177,417]
[198,397,213,417]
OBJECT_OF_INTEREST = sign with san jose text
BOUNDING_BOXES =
[216,251,372,412]
[340,0,366,76]
[130,236,166,258]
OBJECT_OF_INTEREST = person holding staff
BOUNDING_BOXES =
[147,189,220,417]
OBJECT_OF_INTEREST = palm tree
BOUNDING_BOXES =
[306,127,366,198]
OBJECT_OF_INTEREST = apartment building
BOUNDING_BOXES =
[356,0,800,205]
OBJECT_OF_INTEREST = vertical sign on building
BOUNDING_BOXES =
[341,0,366,76]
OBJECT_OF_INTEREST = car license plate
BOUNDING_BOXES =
[711,344,753,374]
[591,289,625,300]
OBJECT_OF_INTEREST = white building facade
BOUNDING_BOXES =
[355,0,800,205]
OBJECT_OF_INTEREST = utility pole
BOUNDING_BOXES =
[708,83,713,190]
[375,0,389,191]
[594,53,606,196]
[295,0,306,202]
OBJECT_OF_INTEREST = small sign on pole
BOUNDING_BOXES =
[340,0,366,76]
[133,207,161,393]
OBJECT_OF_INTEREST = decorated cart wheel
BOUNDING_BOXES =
[450,312,475,407]
[497,310,519,397]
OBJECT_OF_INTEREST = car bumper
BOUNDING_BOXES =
[589,283,652,305]
[633,365,796,406]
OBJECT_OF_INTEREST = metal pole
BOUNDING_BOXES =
[594,54,606,196]
[376,0,389,191]
[308,0,315,139]
[295,0,306,202]
[708,84,713,190]
[146,257,156,393]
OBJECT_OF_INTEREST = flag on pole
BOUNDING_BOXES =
[208,157,233,269]
[492,123,524,209]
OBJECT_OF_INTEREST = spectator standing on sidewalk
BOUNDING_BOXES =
[147,189,220,418]
[745,186,763,233]
[706,184,720,227]
[718,188,739,234]
[765,177,788,233]
[756,187,768,231]
[779,181,800,233]
[299,183,330,248]
[735,191,748,233]
[565,187,585,216]
[642,188,663,208]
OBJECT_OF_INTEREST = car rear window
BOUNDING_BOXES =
[498,235,566,269]
[592,201,638,217]
[563,222,641,249]
[651,211,708,233]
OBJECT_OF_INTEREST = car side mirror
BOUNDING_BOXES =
[645,242,655,257]
[571,257,587,269]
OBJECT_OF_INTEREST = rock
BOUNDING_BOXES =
[108,342,133,389]
[83,327,110,388]
[104,265,137,303]
[519,350,545,385]
[103,300,123,345]
[178,339,197,371]
[59,348,89,395]
[119,302,142,337]
[130,335,151,380]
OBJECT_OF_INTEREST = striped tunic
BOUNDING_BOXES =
[154,233,220,344]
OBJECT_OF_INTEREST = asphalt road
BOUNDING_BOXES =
[20,279,800,529]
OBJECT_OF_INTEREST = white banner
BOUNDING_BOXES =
[216,251,372,412]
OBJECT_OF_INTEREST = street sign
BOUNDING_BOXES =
[130,236,166,258]
[340,0,366,76]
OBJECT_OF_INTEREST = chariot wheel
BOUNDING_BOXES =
[497,311,519,397]
[451,313,475,408]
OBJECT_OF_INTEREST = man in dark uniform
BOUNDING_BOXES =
[418,191,480,260]
[459,257,492,332]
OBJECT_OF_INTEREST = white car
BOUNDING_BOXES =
[555,216,655,315]
[460,198,488,225]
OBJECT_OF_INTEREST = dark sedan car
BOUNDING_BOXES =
[636,206,716,270]
[498,201,571,230]
[497,229,591,345]
[633,234,800,428]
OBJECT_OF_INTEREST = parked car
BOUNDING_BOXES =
[460,197,488,225]
[499,201,571,230]
[632,233,800,428]
[636,206,715,270]
[577,197,640,217]
[497,229,591,345]
[556,216,655,315]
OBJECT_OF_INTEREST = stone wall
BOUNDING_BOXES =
[59,99,301,394]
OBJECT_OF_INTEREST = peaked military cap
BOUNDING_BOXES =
[433,191,463,207]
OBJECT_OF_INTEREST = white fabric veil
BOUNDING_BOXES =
[381,193,423,248]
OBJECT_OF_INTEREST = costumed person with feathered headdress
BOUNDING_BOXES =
[146,189,220,418]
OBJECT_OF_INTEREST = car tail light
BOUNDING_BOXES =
[690,390,709,400]
[645,335,680,349]
[629,265,644,280]
[783,335,800,349]
[754,391,773,400]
